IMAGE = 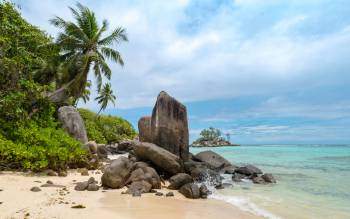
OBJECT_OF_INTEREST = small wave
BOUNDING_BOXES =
[210,193,282,219]
[197,173,282,219]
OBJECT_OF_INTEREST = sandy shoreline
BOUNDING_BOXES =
[0,170,263,219]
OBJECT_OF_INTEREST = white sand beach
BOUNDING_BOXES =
[0,170,263,219]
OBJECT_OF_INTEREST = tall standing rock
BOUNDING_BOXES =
[138,116,152,142]
[151,91,189,161]
[57,106,88,144]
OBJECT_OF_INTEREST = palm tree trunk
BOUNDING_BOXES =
[46,60,91,105]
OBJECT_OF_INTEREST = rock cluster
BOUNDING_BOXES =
[79,91,276,199]
[74,177,99,191]
[232,165,276,184]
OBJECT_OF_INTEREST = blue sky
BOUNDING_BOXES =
[13,0,350,144]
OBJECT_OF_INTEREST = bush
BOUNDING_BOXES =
[0,124,87,171]
[78,108,136,144]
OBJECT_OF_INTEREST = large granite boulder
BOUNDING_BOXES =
[132,141,182,175]
[194,151,232,170]
[58,106,88,143]
[151,91,189,161]
[138,116,152,142]
[101,157,133,189]
[168,173,193,190]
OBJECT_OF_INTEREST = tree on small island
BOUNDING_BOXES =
[191,127,239,147]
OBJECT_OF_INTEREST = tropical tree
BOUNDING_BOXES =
[47,3,127,104]
[95,83,116,114]
[74,80,92,106]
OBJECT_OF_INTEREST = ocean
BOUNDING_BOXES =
[190,145,350,219]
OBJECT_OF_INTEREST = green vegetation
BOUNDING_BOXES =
[0,2,131,171]
[78,108,136,144]
[192,127,228,145]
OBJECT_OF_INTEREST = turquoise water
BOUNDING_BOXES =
[191,145,350,219]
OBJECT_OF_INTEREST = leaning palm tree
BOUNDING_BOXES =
[95,83,116,114]
[47,3,127,104]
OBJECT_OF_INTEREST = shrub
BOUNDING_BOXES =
[78,108,136,144]
[0,123,87,171]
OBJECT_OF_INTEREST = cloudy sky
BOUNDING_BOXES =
[14,0,350,144]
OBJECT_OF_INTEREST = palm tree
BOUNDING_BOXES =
[74,80,91,106]
[47,3,127,104]
[95,83,116,114]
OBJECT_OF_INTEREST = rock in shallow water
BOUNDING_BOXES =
[252,176,266,184]
[262,173,276,183]
[194,151,232,170]
[235,165,262,176]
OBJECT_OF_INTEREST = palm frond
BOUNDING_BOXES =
[101,47,124,66]
[98,27,128,46]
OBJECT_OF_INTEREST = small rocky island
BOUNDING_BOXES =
[191,127,240,147]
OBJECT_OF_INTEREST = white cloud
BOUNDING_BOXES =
[14,0,350,111]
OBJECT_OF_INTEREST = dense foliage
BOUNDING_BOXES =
[0,2,87,171]
[78,108,136,144]
[0,1,59,90]
[0,2,130,171]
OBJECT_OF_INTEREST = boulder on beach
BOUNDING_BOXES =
[179,183,200,199]
[168,173,193,190]
[194,150,233,170]
[126,166,161,189]
[199,184,210,198]
[132,141,182,175]
[101,157,133,189]
[57,106,88,144]
[138,116,152,142]
[126,180,152,196]
[150,91,189,161]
